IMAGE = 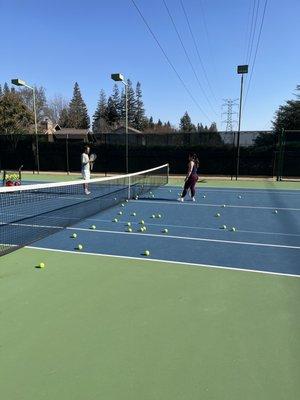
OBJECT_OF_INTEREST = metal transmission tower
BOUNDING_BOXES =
[221,98,239,181]
[221,99,238,131]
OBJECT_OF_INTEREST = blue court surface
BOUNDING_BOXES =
[29,185,300,277]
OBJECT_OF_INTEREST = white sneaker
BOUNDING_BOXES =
[177,197,184,202]
[191,197,196,202]
[85,190,91,195]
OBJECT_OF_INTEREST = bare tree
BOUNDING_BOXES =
[18,86,48,121]
[47,94,69,123]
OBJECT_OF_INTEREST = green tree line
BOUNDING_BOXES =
[0,81,299,134]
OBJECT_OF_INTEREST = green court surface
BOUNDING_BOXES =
[0,247,299,400]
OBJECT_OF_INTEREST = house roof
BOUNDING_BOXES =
[54,128,89,134]
[113,126,142,134]
[54,128,90,139]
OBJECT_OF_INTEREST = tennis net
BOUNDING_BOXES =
[0,164,169,256]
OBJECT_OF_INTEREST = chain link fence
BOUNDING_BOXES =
[0,130,299,178]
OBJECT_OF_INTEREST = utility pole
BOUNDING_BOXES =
[235,65,248,180]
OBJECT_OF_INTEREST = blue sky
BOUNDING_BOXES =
[1,0,299,130]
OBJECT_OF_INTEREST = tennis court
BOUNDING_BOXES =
[0,168,299,400]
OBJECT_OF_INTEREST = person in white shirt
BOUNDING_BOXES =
[81,145,92,195]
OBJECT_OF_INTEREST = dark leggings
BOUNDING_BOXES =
[182,174,198,198]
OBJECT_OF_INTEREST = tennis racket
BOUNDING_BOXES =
[90,153,97,170]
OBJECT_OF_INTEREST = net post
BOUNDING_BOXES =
[279,128,286,181]
[277,128,285,181]
[128,176,131,199]
[167,163,170,184]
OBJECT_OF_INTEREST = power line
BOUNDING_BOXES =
[198,0,220,102]
[243,0,268,109]
[246,0,261,65]
[130,0,212,123]
[245,0,257,64]
[244,1,251,64]
[180,0,219,106]
[162,0,217,117]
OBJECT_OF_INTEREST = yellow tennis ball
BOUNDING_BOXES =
[77,244,83,250]
[90,225,96,230]
[71,233,77,238]
[144,250,150,256]
[39,262,45,268]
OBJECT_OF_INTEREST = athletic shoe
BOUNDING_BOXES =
[191,197,196,202]
[85,190,91,195]
[177,197,184,202]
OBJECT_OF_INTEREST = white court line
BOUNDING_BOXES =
[10,222,63,229]
[163,186,300,195]
[0,217,300,241]
[84,217,300,238]
[26,246,300,279]
[136,199,300,211]
[66,226,300,250]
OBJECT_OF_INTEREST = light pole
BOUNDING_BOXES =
[235,65,248,180]
[11,78,40,174]
[111,73,128,173]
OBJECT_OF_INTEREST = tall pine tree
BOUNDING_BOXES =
[148,116,155,129]
[0,84,2,97]
[92,90,108,133]
[180,112,195,132]
[120,79,136,127]
[106,96,119,127]
[134,82,146,131]
[111,84,121,125]
[58,107,70,128]
[68,82,90,129]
